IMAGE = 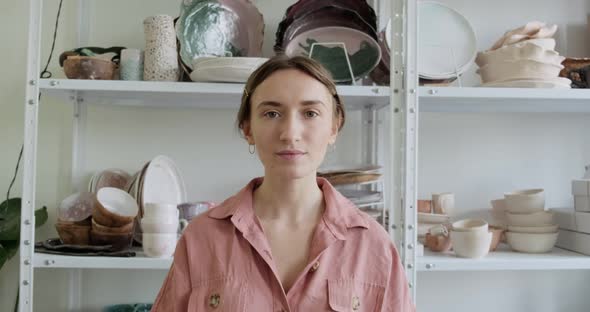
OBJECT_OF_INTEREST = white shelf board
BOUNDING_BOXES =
[417,244,590,271]
[33,250,172,270]
[419,87,590,113]
[39,79,390,110]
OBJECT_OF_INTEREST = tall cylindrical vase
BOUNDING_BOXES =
[143,15,179,81]
[120,48,144,81]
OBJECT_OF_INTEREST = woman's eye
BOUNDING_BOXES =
[264,111,279,118]
[305,111,319,118]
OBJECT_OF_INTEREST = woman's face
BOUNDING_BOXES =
[243,69,339,180]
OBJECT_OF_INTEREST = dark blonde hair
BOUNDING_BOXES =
[237,55,346,132]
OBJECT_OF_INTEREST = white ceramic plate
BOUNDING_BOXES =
[418,1,477,79]
[141,155,187,208]
[418,212,451,224]
[481,77,571,89]
[191,56,268,69]
[339,189,383,205]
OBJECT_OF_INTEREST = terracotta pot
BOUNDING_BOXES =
[63,56,117,80]
[425,233,452,252]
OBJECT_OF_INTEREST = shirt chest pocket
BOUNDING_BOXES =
[327,279,385,312]
[187,277,247,312]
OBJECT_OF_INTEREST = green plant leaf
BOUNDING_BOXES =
[0,198,21,220]
[35,206,48,228]
[0,244,7,269]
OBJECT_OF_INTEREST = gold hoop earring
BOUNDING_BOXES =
[249,144,256,154]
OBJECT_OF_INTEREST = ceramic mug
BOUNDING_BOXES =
[432,192,455,215]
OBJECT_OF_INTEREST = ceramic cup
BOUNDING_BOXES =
[432,192,455,215]
[143,202,179,219]
[452,219,488,233]
[142,233,177,258]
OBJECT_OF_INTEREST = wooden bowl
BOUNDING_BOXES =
[90,229,133,251]
[55,222,91,245]
[63,56,117,80]
[559,58,590,88]
[91,218,134,234]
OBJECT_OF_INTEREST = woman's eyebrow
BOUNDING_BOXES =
[256,100,326,109]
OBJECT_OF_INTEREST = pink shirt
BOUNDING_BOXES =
[152,178,415,312]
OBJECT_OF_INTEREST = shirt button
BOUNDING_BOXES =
[352,295,360,311]
[209,293,220,308]
[310,261,320,272]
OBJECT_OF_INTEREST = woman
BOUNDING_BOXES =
[152,56,414,311]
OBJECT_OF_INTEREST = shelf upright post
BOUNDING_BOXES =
[20,0,43,311]
[389,0,418,301]
[66,1,92,310]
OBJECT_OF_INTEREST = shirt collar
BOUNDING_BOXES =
[207,177,369,238]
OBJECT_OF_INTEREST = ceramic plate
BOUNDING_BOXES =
[141,155,186,208]
[418,212,450,224]
[481,77,571,88]
[285,26,381,82]
[339,189,383,205]
[176,0,263,70]
[190,57,268,82]
[418,1,477,79]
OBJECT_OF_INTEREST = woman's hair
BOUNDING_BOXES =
[237,55,346,132]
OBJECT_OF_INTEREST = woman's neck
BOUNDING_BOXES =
[253,173,324,225]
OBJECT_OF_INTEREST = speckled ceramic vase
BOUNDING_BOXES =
[143,15,179,81]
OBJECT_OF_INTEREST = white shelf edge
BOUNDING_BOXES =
[419,86,590,113]
[38,79,391,110]
[33,251,172,270]
[417,244,590,272]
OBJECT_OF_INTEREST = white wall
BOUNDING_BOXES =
[2,0,590,311]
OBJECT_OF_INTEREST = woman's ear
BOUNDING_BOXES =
[242,120,255,145]
[329,116,340,145]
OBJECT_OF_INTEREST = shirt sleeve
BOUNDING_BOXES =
[151,236,192,312]
[383,244,416,312]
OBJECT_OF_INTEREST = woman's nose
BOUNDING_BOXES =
[278,114,303,142]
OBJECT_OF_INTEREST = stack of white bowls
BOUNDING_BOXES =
[450,219,492,258]
[496,189,559,253]
[475,22,571,88]
[140,203,179,258]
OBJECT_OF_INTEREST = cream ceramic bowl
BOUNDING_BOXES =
[476,40,564,68]
[477,60,563,84]
[143,202,179,219]
[504,189,545,213]
[450,230,492,259]
[508,224,559,234]
[452,219,488,232]
[142,233,178,258]
[506,232,558,253]
[505,211,554,226]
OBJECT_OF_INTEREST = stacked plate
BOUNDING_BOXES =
[476,22,571,88]
[175,0,264,75]
[418,2,477,82]
[125,155,187,243]
[274,0,381,83]
[317,164,382,186]
[189,56,268,83]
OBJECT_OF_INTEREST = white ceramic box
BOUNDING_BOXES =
[572,180,590,196]
[551,208,577,231]
[575,196,590,212]
[556,229,590,256]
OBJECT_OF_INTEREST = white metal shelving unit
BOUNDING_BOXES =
[19,0,590,310]
[19,1,404,311]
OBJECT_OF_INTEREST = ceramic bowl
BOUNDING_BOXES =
[140,218,179,234]
[508,224,559,234]
[142,233,178,258]
[490,198,507,226]
[503,188,545,213]
[477,60,564,84]
[93,187,139,227]
[55,222,91,245]
[178,202,212,220]
[58,191,96,222]
[143,203,179,219]
[90,229,134,251]
[452,219,488,233]
[505,211,554,226]
[489,226,505,251]
[450,230,492,259]
[506,231,558,253]
[63,56,117,80]
[91,218,133,234]
[476,40,564,68]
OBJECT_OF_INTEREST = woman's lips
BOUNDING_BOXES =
[276,150,306,160]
